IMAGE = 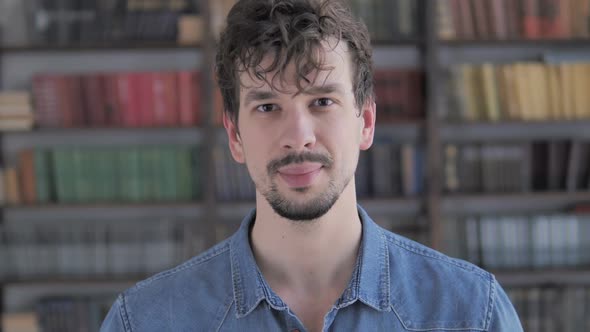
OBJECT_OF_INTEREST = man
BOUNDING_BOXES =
[101,0,523,331]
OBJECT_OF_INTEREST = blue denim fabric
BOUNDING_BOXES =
[101,206,523,331]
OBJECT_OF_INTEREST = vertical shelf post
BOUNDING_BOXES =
[423,0,443,250]
[198,0,219,251]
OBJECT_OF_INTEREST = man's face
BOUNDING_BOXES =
[224,41,375,221]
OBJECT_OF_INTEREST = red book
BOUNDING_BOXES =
[152,72,178,126]
[18,150,37,204]
[32,74,62,128]
[450,0,464,39]
[213,84,224,127]
[104,74,122,127]
[68,75,85,127]
[407,70,425,119]
[82,74,107,127]
[457,0,475,40]
[540,0,569,38]
[138,72,155,127]
[388,70,409,122]
[116,73,137,127]
[178,70,201,126]
[162,72,179,126]
[57,75,74,128]
[471,0,490,39]
[373,70,389,122]
[504,0,522,38]
[522,0,542,39]
[488,0,508,40]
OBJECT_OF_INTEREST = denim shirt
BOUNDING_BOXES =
[100,206,523,331]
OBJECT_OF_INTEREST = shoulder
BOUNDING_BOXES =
[380,229,521,331]
[114,238,235,331]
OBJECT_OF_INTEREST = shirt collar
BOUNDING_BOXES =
[229,205,391,318]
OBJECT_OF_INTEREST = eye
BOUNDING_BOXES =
[256,104,279,113]
[312,98,334,107]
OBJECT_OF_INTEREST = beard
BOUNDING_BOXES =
[259,151,353,221]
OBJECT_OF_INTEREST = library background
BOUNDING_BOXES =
[0,0,589,331]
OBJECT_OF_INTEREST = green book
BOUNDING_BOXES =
[175,146,193,201]
[52,148,75,203]
[34,149,52,204]
[160,147,177,202]
[129,147,142,203]
[104,148,118,203]
[190,146,202,200]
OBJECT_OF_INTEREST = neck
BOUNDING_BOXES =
[250,183,362,294]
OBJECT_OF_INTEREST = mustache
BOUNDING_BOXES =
[267,152,333,174]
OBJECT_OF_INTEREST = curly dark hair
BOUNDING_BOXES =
[215,0,374,126]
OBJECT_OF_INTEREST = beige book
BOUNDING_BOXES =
[0,117,34,131]
[481,63,500,122]
[1,312,39,332]
[461,65,479,122]
[502,65,520,120]
[178,15,204,45]
[4,167,21,205]
[532,63,549,121]
[514,63,531,121]
[546,65,562,120]
[0,91,31,105]
[573,63,587,119]
[559,64,574,120]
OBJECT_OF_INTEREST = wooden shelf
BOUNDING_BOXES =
[441,38,590,47]
[1,197,423,222]
[1,127,208,151]
[372,39,422,46]
[441,120,590,142]
[373,45,423,68]
[494,269,590,287]
[214,197,422,220]
[3,202,206,222]
[1,123,422,150]
[439,40,590,65]
[0,277,142,286]
[442,192,590,215]
[0,42,201,53]
[374,122,423,142]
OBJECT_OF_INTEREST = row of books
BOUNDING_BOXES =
[36,296,114,332]
[374,70,424,122]
[0,219,189,279]
[28,68,419,131]
[2,146,202,205]
[1,0,201,47]
[444,213,590,270]
[32,70,202,129]
[506,286,590,332]
[348,0,422,41]
[213,142,427,202]
[0,91,33,131]
[444,62,590,123]
[444,141,590,194]
[438,0,590,40]
[356,142,425,198]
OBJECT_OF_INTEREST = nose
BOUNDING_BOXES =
[279,107,317,151]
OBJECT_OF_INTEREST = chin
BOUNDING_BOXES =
[264,182,341,222]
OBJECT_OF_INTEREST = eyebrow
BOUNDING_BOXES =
[243,90,279,106]
[243,83,346,106]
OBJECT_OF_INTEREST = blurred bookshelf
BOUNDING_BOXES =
[1,0,590,331]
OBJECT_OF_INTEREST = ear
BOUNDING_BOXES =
[223,112,246,163]
[359,100,376,151]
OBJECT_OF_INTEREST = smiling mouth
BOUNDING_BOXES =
[278,166,323,188]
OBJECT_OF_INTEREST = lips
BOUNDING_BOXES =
[278,163,323,188]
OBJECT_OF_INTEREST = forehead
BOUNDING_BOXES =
[238,40,353,95]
